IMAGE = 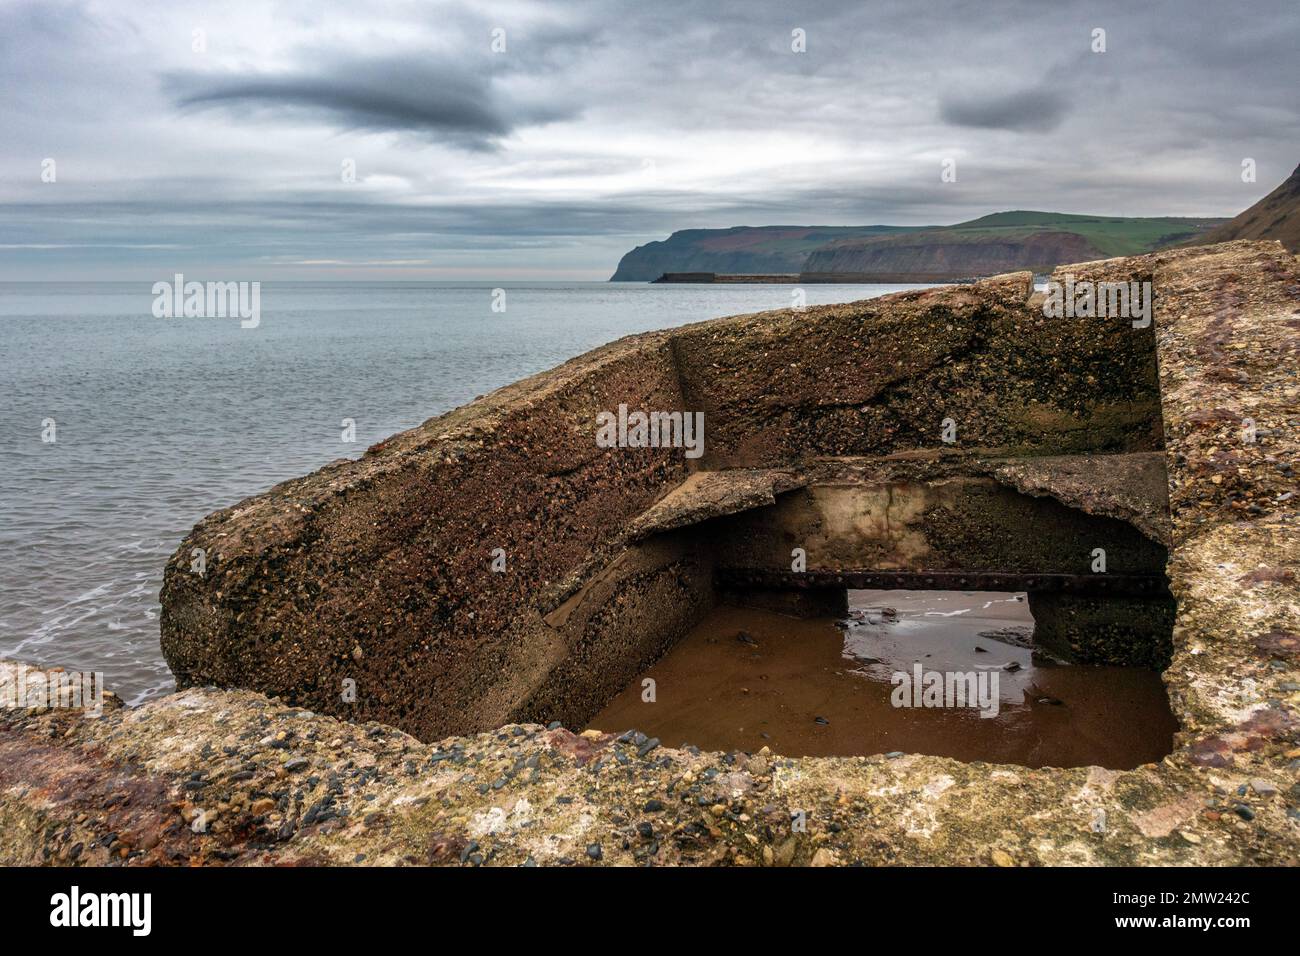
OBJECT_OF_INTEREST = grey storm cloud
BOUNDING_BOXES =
[167,55,579,149]
[938,88,1072,133]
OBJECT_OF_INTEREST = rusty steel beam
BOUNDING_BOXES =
[717,567,1171,597]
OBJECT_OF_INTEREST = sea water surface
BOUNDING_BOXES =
[0,280,922,703]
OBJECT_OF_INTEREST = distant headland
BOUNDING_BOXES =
[615,163,1300,283]
[612,211,1226,282]
[650,270,983,284]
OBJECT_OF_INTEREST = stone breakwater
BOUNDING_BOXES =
[1,239,1297,866]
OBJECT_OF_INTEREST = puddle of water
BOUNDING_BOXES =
[586,590,1177,769]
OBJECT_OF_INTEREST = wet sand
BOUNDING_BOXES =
[587,590,1178,769]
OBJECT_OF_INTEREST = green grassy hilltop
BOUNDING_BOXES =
[945,211,1226,257]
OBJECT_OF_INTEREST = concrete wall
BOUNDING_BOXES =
[671,272,1162,467]
[161,334,703,739]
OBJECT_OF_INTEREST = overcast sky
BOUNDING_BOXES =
[2,0,1297,279]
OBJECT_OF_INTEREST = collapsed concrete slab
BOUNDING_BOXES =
[991,452,1171,545]
[2,240,1296,866]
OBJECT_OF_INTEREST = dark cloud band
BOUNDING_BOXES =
[168,54,577,149]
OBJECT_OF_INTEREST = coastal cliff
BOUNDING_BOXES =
[801,228,1100,276]
[611,212,1225,281]
[1195,163,1300,252]
[609,225,914,281]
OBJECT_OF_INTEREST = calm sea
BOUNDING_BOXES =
[0,280,925,703]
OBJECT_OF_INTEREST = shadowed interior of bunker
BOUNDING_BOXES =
[581,450,1180,770]
[574,421,1181,770]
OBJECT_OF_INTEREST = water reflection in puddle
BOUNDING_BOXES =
[587,590,1177,769]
